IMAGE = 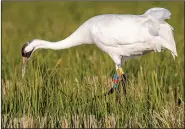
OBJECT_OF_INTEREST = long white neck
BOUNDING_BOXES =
[32,25,93,51]
[34,38,84,50]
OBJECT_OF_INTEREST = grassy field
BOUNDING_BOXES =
[2,1,184,128]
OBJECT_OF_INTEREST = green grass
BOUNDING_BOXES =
[2,1,184,128]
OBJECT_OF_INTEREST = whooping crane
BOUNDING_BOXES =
[22,7,177,96]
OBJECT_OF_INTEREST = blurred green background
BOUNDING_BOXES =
[2,1,184,128]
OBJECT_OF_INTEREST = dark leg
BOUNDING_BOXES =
[117,67,127,96]
[107,87,115,95]
[106,73,119,95]
[105,73,122,103]
[121,73,127,96]
[106,68,127,97]
[92,70,125,102]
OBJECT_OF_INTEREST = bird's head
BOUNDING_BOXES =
[21,40,39,78]
[21,40,36,63]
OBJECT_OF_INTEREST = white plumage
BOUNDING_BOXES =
[86,7,177,65]
[22,7,177,77]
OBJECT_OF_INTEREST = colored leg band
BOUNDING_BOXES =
[113,73,119,88]
[114,73,119,79]
[118,68,124,75]
[113,83,118,88]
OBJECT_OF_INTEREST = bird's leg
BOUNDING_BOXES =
[107,73,119,95]
[112,67,125,103]
[118,67,127,96]
[107,67,122,95]
[107,66,127,96]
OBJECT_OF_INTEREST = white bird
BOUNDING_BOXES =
[22,7,177,95]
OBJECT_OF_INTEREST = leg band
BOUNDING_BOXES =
[118,67,124,75]
[113,73,119,88]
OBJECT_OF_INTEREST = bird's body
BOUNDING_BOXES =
[72,13,177,65]
[22,7,177,95]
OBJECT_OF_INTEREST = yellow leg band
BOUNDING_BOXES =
[118,67,124,75]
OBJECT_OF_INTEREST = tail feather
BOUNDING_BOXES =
[144,7,177,59]
[144,7,171,22]
[159,22,177,59]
